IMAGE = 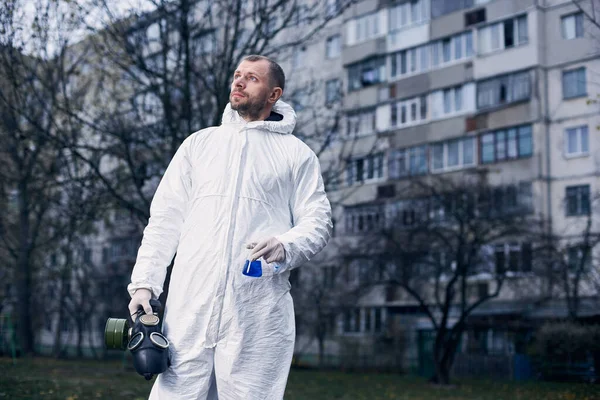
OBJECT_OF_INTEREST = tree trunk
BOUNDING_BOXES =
[317,331,325,368]
[16,183,33,355]
[76,318,84,358]
[431,329,460,385]
[53,288,66,358]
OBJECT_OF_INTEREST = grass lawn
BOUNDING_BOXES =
[1,357,598,400]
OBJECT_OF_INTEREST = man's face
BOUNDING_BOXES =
[230,60,274,120]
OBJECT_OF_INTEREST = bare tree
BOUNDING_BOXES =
[573,0,600,32]
[536,193,600,320]
[0,0,106,355]
[343,172,538,384]
[291,245,377,368]
[46,0,357,223]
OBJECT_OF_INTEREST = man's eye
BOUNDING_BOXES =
[250,77,257,82]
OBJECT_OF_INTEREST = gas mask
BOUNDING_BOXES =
[104,299,170,380]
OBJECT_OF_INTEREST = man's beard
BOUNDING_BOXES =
[231,91,269,121]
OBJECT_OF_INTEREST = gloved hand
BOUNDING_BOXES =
[128,288,153,321]
[246,237,286,264]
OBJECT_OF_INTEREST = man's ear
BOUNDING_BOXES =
[268,87,283,104]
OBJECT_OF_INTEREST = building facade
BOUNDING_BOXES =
[291,0,600,373]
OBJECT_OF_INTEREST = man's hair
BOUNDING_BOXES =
[242,54,285,92]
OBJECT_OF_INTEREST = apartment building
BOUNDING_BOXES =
[297,0,600,370]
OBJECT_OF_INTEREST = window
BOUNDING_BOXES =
[351,12,381,44]
[478,15,528,54]
[478,182,534,217]
[343,309,361,333]
[562,67,587,99]
[388,145,428,178]
[409,145,428,175]
[494,242,532,274]
[292,46,306,69]
[390,31,472,79]
[440,86,463,115]
[566,185,590,216]
[326,35,341,58]
[348,57,386,90]
[326,79,341,104]
[465,8,486,26]
[420,95,428,119]
[480,125,532,164]
[389,0,427,31]
[385,199,428,228]
[562,13,584,39]
[391,96,428,127]
[389,149,408,178]
[344,205,384,234]
[346,109,376,137]
[567,246,591,272]
[565,126,589,157]
[322,266,337,288]
[465,31,474,56]
[431,137,476,172]
[477,70,530,109]
[346,153,385,186]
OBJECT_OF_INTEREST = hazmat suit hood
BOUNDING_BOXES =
[221,99,297,135]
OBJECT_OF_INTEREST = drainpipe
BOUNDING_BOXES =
[538,0,553,235]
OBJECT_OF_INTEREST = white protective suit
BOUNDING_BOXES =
[127,100,333,399]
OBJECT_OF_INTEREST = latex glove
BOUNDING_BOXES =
[128,288,153,321]
[246,237,286,264]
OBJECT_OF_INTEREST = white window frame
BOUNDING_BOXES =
[389,30,473,81]
[564,125,590,157]
[391,96,428,128]
[353,12,381,44]
[389,0,428,31]
[561,12,584,40]
[433,85,465,118]
[431,137,476,173]
[478,15,528,55]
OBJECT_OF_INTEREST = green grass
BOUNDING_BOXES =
[1,357,598,400]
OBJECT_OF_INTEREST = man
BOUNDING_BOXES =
[127,55,332,399]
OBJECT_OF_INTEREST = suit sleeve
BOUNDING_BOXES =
[127,137,193,298]
[274,151,333,272]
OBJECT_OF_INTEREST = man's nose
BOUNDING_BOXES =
[234,77,245,88]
